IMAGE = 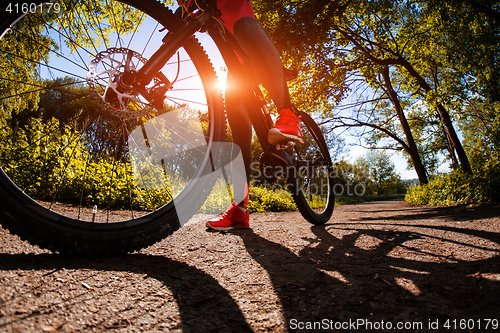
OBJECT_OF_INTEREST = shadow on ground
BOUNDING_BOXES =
[1,202,499,332]
[0,253,252,332]
[233,202,500,330]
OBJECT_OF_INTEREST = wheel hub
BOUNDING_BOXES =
[87,48,152,119]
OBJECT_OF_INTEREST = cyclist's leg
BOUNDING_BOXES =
[225,75,253,187]
[206,74,251,230]
[217,1,294,107]
[225,105,252,208]
[232,17,293,112]
[231,16,303,144]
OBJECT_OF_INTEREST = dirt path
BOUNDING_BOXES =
[1,200,499,332]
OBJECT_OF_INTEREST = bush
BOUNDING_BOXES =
[0,117,179,211]
[405,157,500,205]
[199,183,298,214]
[248,186,297,213]
[199,179,233,214]
[0,116,299,214]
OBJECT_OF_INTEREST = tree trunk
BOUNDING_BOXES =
[399,58,472,173]
[442,122,459,170]
[381,66,429,184]
[334,25,471,173]
[436,103,471,172]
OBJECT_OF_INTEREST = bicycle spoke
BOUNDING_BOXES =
[77,145,93,220]
[49,125,90,210]
[0,0,218,225]
[140,20,160,55]
[165,96,208,107]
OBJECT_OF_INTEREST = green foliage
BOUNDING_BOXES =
[57,0,147,52]
[0,17,50,119]
[339,150,407,197]
[248,186,297,213]
[405,156,500,205]
[199,179,233,214]
[199,184,297,214]
[0,116,172,211]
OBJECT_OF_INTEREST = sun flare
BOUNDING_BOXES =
[216,67,228,91]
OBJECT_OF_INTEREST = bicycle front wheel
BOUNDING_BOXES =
[0,0,225,254]
[288,111,335,225]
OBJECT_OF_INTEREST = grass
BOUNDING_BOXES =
[200,181,405,214]
[335,194,405,205]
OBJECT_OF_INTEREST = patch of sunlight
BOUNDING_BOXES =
[319,269,350,284]
[394,277,422,296]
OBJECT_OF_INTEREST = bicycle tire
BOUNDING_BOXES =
[289,111,335,225]
[0,0,225,255]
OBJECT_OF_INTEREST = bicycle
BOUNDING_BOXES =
[0,0,335,255]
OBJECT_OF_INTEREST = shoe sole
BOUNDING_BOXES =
[268,128,304,145]
[205,222,250,231]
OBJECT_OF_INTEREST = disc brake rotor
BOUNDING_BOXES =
[87,47,153,119]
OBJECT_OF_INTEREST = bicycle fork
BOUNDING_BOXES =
[107,11,212,109]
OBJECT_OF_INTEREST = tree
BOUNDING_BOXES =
[331,0,471,173]
[380,66,428,183]
[417,0,500,164]
[355,150,404,196]
[330,65,430,184]
[0,18,52,120]
[253,0,476,174]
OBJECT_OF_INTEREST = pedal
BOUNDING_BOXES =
[276,140,296,150]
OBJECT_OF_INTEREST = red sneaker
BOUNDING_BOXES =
[206,202,250,231]
[268,109,304,145]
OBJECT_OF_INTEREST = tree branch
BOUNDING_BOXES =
[326,116,410,152]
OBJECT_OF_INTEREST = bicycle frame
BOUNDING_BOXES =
[133,3,295,167]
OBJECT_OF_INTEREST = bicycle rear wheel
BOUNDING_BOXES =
[0,0,225,254]
[288,111,335,224]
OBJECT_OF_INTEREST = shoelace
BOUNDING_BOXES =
[278,114,301,126]
[220,203,247,218]
[220,204,238,218]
